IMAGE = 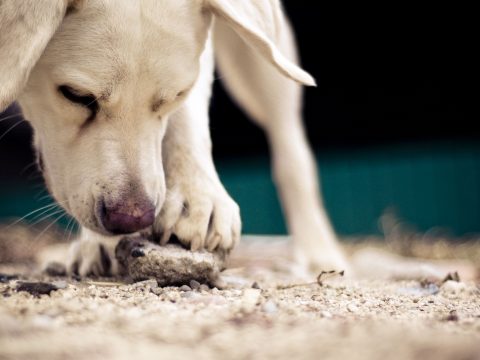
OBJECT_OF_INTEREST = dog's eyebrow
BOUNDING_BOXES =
[56,69,114,101]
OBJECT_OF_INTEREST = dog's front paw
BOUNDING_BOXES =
[67,230,119,277]
[154,176,241,252]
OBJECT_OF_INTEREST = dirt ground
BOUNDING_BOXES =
[1,235,480,360]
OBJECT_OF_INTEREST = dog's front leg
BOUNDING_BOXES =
[153,103,241,253]
[67,228,120,277]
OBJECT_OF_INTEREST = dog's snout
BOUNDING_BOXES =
[99,198,155,234]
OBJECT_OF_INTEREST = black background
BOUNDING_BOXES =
[210,1,477,157]
[0,1,477,178]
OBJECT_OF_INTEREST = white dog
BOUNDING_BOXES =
[0,0,347,276]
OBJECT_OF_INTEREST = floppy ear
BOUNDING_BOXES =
[0,0,77,112]
[205,0,316,86]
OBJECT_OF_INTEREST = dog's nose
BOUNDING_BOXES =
[100,199,155,234]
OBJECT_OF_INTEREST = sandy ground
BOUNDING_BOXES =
[0,235,480,360]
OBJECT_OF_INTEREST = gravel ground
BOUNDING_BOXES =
[0,236,479,360]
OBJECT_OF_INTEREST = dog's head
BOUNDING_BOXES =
[0,0,314,235]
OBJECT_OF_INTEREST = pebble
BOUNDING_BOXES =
[199,284,210,292]
[133,279,158,290]
[219,274,252,289]
[189,280,201,290]
[16,282,59,297]
[166,292,179,302]
[241,289,261,312]
[441,280,466,294]
[347,303,359,313]
[150,287,163,296]
[397,284,439,296]
[443,309,459,322]
[52,281,68,290]
[321,310,333,318]
[211,287,220,295]
[180,285,192,292]
[262,300,277,314]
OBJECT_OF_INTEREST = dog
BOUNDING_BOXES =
[0,0,347,276]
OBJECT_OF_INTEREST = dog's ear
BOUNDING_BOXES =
[205,0,316,86]
[0,0,81,112]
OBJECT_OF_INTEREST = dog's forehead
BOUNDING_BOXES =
[42,0,209,95]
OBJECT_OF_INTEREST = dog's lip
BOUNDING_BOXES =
[94,196,106,230]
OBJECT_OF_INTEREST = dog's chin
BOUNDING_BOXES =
[80,221,151,238]
[75,218,116,237]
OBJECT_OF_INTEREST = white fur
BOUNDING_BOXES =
[0,0,347,276]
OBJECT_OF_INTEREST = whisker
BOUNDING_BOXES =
[20,160,38,176]
[27,198,70,224]
[35,193,54,202]
[0,119,25,141]
[29,209,65,227]
[31,185,48,194]
[0,113,23,123]
[63,217,74,242]
[33,212,68,243]
[65,217,78,243]
[27,173,44,181]
[30,206,62,221]
[5,203,59,229]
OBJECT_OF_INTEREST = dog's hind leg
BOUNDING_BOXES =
[214,17,348,273]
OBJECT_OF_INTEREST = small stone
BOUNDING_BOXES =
[51,280,68,289]
[199,284,210,292]
[133,279,158,290]
[321,310,333,318]
[16,282,59,297]
[443,310,459,322]
[441,280,466,294]
[190,280,201,290]
[180,285,192,292]
[347,303,359,313]
[166,292,179,302]
[150,287,163,296]
[262,300,277,314]
[241,288,261,312]
[251,282,261,289]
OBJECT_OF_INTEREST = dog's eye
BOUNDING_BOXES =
[58,85,98,123]
[59,85,96,107]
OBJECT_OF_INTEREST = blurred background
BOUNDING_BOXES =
[0,1,477,238]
